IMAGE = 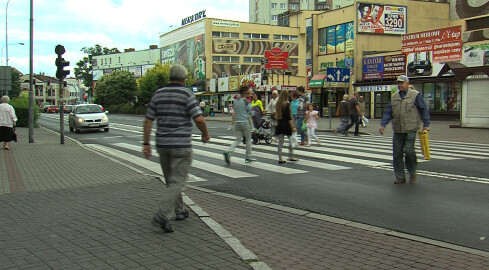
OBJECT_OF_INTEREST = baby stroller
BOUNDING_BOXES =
[252,114,273,144]
[243,114,273,145]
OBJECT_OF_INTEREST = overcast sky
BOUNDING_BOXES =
[1,0,249,77]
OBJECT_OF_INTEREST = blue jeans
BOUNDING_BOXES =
[393,132,417,180]
[296,116,306,143]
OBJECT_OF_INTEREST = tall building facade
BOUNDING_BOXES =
[249,0,328,25]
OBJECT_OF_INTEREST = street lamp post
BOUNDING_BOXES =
[6,0,12,66]
[1,42,24,65]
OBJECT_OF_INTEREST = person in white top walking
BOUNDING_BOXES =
[0,96,18,150]
[305,103,320,147]
[266,90,279,141]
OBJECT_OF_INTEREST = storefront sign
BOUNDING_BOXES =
[214,42,238,53]
[182,10,206,26]
[363,56,383,80]
[362,54,406,81]
[402,25,462,62]
[212,20,240,27]
[356,85,394,92]
[357,3,407,35]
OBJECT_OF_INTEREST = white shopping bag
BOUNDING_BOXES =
[361,116,369,128]
[290,132,298,148]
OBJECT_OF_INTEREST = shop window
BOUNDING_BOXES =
[318,28,327,54]
[448,82,461,111]
[423,83,435,111]
[435,83,448,111]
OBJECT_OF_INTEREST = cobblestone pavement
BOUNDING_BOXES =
[1,126,488,269]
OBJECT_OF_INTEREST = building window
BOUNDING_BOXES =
[213,56,239,62]
[466,16,489,31]
[109,58,112,64]
[244,57,262,63]
[272,15,278,21]
[289,3,299,10]
[271,3,277,8]
[290,58,298,64]
[243,33,269,39]
[212,31,239,38]
[273,34,298,40]
[280,3,286,9]
[118,57,121,63]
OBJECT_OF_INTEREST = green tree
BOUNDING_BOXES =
[136,63,197,106]
[9,69,22,98]
[94,70,137,106]
[136,63,171,105]
[74,45,118,97]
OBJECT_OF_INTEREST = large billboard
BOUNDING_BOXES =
[160,34,205,79]
[357,3,407,35]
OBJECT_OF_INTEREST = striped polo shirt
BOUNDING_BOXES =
[146,83,203,148]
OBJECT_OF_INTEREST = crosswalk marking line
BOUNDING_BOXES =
[372,165,489,185]
[191,142,351,171]
[84,144,206,182]
[312,136,476,160]
[321,134,489,151]
[192,149,307,174]
[214,136,417,162]
[199,137,388,167]
[112,143,257,179]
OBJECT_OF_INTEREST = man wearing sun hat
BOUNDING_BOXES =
[379,75,430,184]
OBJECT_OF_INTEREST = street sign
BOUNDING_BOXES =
[326,67,350,83]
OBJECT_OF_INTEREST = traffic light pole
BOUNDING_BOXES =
[55,44,70,145]
[59,80,64,144]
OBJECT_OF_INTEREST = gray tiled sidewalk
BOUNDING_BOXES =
[0,127,252,270]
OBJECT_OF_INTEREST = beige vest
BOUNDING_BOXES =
[391,88,421,133]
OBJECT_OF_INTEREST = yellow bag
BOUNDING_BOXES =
[418,130,430,160]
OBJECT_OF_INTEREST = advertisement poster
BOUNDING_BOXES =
[265,48,289,69]
[141,65,154,76]
[327,26,336,54]
[345,22,355,58]
[218,77,229,92]
[383,54,406,80]
[402,26,462,77]
[336,24,345,53]
[229,76,240,91]
[461,43,489,67]
[357,3,406,35]
[160,34,205,79]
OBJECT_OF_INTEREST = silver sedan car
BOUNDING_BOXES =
[69,104,109,133]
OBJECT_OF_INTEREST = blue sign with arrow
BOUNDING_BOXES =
[326,67,350,83]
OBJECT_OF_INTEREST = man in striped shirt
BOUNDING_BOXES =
[142,65,210,232]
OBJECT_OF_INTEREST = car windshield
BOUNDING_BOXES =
[76,105,103,114]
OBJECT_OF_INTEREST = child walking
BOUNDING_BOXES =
[305,104,320,147]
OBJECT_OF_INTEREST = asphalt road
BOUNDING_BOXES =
[38,113,489,252]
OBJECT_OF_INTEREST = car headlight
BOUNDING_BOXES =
[102,116,109,122]
[77,118,85,123]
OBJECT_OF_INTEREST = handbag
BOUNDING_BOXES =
[301,122,307,132]
[13,127,17,142]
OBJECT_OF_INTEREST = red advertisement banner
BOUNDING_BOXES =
[401,26,462,62]
[265,48,289,70]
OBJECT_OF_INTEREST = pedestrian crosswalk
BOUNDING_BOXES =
[85,132,489,185]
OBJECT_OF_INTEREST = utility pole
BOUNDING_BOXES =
[55,44,70,144]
